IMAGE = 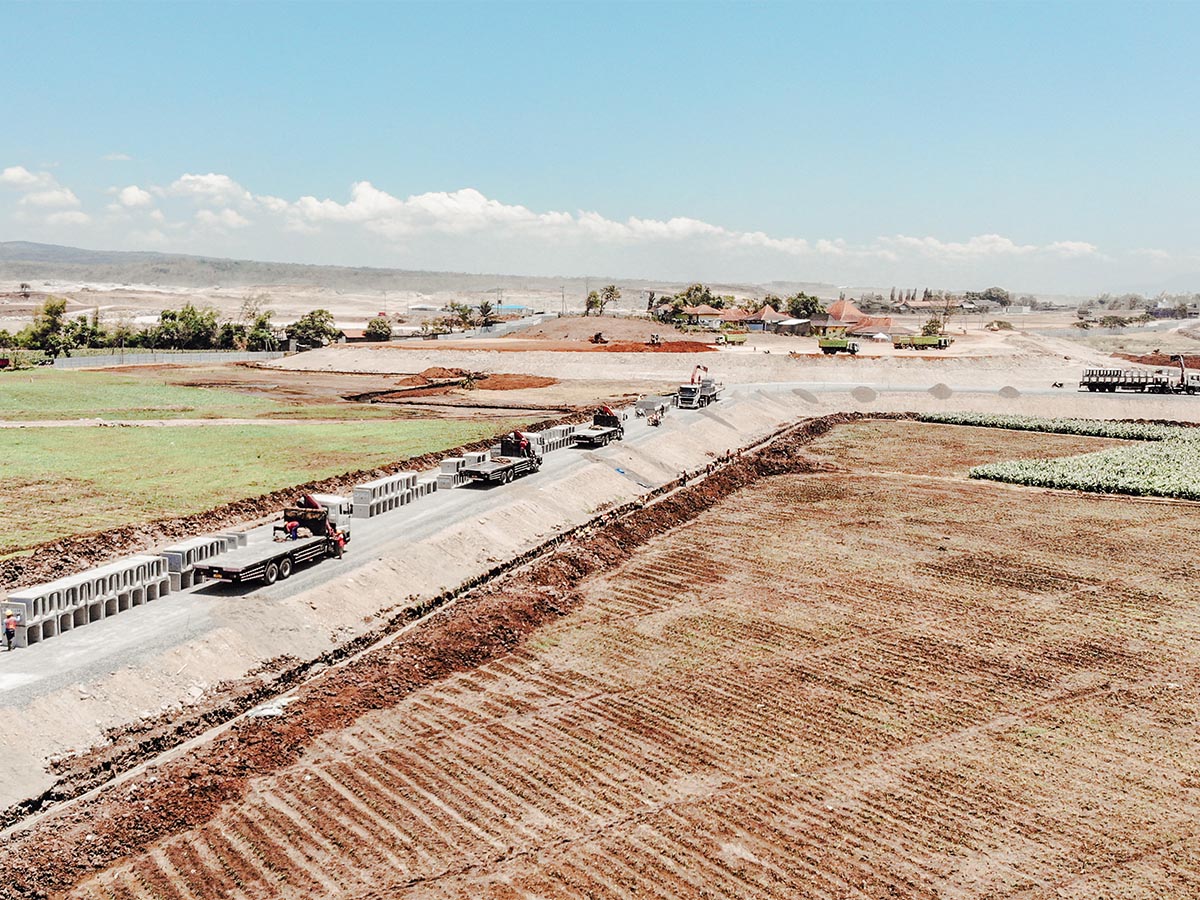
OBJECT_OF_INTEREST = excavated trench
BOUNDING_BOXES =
[0,412,903,900]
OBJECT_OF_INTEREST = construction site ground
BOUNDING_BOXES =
[7,417,1200,898]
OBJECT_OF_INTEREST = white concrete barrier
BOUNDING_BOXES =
[6,555,171,648]
[353,471,418,518]
[160,534,231,589]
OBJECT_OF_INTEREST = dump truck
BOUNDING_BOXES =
[460,432,543,484]
[675,365,724,409]
[893,334,954,350]
[572,406,626,447]
[818,337,860,355]
[193,507,345,586]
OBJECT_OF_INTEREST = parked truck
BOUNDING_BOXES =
[460,432,543,484]
[1080,357,1200,394]
[893,334,954,350]
[193,506,345,586]
[818,337,860,355]
[675,366,724,409]
[572,407,626,447]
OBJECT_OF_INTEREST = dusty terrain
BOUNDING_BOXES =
[8,419,1200,898]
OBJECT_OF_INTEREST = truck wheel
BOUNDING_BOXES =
[264,562,279,585]
[279,558,293,580]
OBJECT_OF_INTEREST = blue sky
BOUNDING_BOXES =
[2,0,1197,293]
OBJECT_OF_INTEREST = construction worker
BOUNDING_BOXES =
[4,609,18,651]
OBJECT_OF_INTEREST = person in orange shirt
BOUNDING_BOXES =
[4,610,19,651]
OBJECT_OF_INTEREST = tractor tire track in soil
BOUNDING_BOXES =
[0,412,876,899]
[0,410,595,591]
[16,416,1200,899]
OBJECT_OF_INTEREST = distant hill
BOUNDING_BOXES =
[0,241,837,298]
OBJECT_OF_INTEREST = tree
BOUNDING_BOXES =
[364,316,393,341]
[760,293,783,311]
[154,303,219,349]
[645,290,657,311]
[597,284,621,316]
[246,310,279,350]
[921,314,945,336]
[18,282,30,300]
[584,290,601,316]
[1098,315,1130,330]
[21,297,74,357]
[477,300,500,328]
[287,308,339,348]
[786,292,825,319]
[448,301,476,329]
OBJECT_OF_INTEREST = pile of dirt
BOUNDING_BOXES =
[418,365,468,379]
[601,340,715,353]
[473,373,558,391]
[0,409,594,591]
[1115,353,1200,368]
[0,412,887,898]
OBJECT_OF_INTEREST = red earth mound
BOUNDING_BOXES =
[1115,353,1200,368]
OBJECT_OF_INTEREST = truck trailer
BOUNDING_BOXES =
[193,506,344,586]
[572,407,625,447]
[460,432,543,484]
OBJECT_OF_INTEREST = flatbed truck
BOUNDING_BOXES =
[461,433,543,485]
[572,408,625,447]
[193,507,344,586]
[675,365,724,409]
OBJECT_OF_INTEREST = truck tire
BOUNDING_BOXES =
[264,562,279,585]
[279,558,293,580]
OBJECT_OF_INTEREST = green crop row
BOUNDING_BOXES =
[918,412,1194,442]
[919,412,1200,499]
[969,442,1200,500]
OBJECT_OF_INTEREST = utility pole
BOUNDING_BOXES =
[560,285,565,315]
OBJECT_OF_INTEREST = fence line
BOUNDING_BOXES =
[54,350,287,369]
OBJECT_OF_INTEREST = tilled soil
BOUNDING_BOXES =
[0,413,862,898]
[8,418,1198,899]
[1115,352,1200,368]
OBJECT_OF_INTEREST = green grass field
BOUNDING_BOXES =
[0,370,283,420]
[0,419,523,555]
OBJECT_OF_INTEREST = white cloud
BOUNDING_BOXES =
[22,187,81,208]
[0,165,54,189]
[103,152,133,162]
[170,173,252,206]
[195,208,250,229]
[115,185,154,208]
[1132,248,1170,262]
[46,210,90,226]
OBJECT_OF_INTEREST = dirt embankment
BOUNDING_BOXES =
[0,412,886,900]
[0,410,591,592]
[1115,352,1200,368]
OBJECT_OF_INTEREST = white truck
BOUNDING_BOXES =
[675,365,724,409]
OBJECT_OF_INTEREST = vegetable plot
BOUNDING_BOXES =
[919,413,1200,499]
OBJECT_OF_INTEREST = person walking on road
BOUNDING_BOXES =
[4,610,18,651]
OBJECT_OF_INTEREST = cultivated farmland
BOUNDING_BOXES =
[10,420,1200,899]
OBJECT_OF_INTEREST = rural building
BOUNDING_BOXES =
[743,305,789,331]
[680,304,723,328]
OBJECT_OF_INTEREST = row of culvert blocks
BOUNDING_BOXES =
[4,419,596,647]
[352,470,439,518]
[5,532,250,647]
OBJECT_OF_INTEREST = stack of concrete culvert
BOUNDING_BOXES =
[160,533,243,590]
[5,554,172,648]
[536,424,578,452]
[353,471,418,518]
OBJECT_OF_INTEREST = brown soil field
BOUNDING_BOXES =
[507,315,713,345]
[388,337,715,353]
[8,420,1200,898]
[1116,352,1200,369]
